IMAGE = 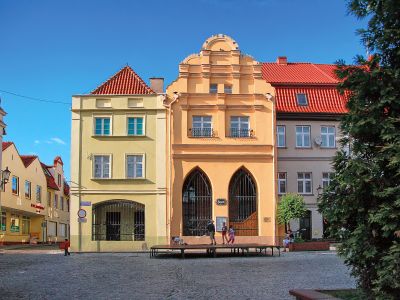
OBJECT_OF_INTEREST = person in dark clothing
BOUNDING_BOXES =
[64,239,70,256]
[207,220,216,245]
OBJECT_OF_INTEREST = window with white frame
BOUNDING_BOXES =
[296,93,308,106]
[224,85,232,94]
[277,125,286,148]
[209,84,218,94]
[126,155,144,179]
[321,126,336,148]
[127,117,144,135]
[230,116,250,137]
[60,196,64,211]
[47,191,51,206]
[94,117,111,135]
[278,173,287,194]
[322,172,334,189]
[192,116,212,137]
[25,181,31,199]
[296,126,311,148]
[54,194,58,209]
[12,176,19,195]
[93,155,111,179]
[36,185,42,203]
[297,172,312,194]
[57,174,62,187]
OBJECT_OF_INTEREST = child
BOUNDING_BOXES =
[64,239,70,256]
[221,222,228,244]
[227,225,235,244]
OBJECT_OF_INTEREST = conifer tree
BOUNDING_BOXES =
[318,1,400,298]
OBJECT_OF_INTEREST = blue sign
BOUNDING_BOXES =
[80,201,91,206]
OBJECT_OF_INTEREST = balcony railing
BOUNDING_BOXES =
[228,128,254,138]
[189,128,214,137]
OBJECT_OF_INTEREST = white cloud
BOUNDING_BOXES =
[34,140,40,144]
[51,137,66,145]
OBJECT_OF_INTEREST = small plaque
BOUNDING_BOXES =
[264,217,271,223]
[216,198,227,205]
[80,201,92,206]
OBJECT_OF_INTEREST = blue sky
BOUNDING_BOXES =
[0,0,366,180]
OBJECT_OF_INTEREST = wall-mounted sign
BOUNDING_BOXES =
[263,217,271,223]
[80,201,91,206]
[216,198,227,206]
[31,203,45,210]
[77,209,87,218]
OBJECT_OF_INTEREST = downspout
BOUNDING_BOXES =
[78,98,83,252]
[162,92,179,243]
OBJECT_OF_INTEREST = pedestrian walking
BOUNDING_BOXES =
[221,222,228,244]
[227,225,235,244]
[64,238,70,256]
[207,220,217,245]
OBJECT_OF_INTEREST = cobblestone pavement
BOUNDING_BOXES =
[0,251,355,300]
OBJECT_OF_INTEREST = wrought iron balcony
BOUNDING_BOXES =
[228,128,254,138]
[189,128,214,137]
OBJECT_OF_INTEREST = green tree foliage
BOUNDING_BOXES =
[318,1,400,298]
[277,193,306,230]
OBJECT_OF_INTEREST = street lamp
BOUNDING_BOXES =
[0,167,11,188]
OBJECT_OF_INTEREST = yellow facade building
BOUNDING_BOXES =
[0,142,69,244]
[166,34,278,244]
[70,66,167,251]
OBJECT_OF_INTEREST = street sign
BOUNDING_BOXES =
[80,201,91,206]
[77,209,87,218]
[77,218,87,223]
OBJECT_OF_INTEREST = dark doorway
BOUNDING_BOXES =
[299,210,312,240]
[228,168,258,236]
[134,210,145,241]
[106,212,121,241]
[182,168,212,236]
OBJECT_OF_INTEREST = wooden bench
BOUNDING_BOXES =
[289,289,340,300]
[150,243,281,258]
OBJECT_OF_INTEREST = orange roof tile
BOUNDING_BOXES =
[91,66,154,95]
[20,155,38,168]
[262,62,339,85]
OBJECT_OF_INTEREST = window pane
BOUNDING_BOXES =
[305,181,311,193]
[321,126,327,134]
[329,135,335,147]
[296,134,302,147]
[298,181,303,193]
[304,133,310,146]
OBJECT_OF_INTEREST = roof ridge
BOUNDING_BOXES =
[90,65,154,95]
[310,63,338,83]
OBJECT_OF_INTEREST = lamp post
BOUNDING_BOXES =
[317,185,323,197]
[0,167,11,231]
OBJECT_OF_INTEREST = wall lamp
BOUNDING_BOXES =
[1,167,11,189]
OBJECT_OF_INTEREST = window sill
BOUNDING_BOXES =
[92,135,147,138]
[277,146,287,149]
[295,147,312,149]
[320,147,337,149]
[298,193,315,196]
[226,136,255,139]
[92,178,147,181]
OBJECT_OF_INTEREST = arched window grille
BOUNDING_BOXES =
[92,200,145,241]
[229,168,258,236]
[182,168,212,236]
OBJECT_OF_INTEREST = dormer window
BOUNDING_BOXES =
[296,93,308,106]
[210,84,218,94]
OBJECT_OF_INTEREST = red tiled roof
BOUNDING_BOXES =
[262,59,347,114]
[91,66,154,95]
[40,162,59,191]
[20,155,38,168]
[275,86,347,114]
[262,62,339,85]
[2,141,13,151]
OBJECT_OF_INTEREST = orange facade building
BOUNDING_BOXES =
[165,35,278,244]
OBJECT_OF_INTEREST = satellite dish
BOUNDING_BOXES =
[314,137,322,146]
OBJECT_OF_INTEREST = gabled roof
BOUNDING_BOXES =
[91,66,155,95]
[40,162,59,191]
[20,155,38,168]
[2,141,13,151]
[262,62,339,85]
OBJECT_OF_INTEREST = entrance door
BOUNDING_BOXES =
[299,210,312,240]
[106,212,121,241]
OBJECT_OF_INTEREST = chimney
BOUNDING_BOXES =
[150,77,164,93]
[277,56,288,65]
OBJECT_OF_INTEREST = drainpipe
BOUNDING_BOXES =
[162,92,179,243]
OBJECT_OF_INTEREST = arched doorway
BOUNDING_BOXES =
[182,168,212,236]
[229,168,258,236]
[92,200,145,241]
